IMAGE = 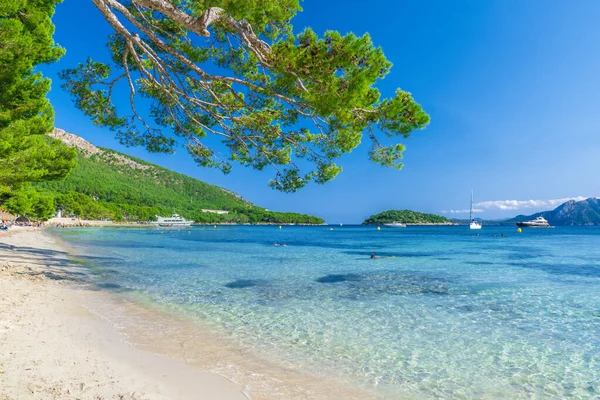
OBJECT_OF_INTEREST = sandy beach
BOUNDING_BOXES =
[46,217,153,227]
[0,228,375,400]
[0,228,247,399]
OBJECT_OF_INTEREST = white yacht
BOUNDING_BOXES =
[469,220,482,230]
[384,222,407,228]
[152,213,192,228]
[516,216,551,228]
[469,190,482,230]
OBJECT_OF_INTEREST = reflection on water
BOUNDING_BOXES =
[55,226,600,398]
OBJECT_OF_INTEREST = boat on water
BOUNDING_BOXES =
[516,216,551,228]
[384,222,407,228]
[151,213,193,228]
[469,190,482,230]
[469,220,482,230]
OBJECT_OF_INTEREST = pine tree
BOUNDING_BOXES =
[0,0,76,202]
[61,0,429,192]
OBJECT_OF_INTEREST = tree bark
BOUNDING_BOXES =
[130,0,271,63]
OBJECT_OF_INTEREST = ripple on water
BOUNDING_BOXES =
[54,226,600,399]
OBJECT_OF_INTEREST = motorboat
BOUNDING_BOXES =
[516,216,551,228]
[384,222,407,228]
[152,213,192,228]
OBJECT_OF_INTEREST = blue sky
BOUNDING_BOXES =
[42,0,600,223]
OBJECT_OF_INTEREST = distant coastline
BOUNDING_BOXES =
[47,217,152,228]
[403,222,457,226]
[45,218,459,228]
[46,217,325,228]
[362,222,457,226]
[449,197,600,226]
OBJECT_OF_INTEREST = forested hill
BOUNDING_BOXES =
[33,129,324,224]
[362,210,450,225]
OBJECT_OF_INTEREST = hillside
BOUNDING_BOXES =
[32,129,324,224]
[363,210,450,225]
[507,198,600,226]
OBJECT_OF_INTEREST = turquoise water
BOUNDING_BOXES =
[55,226,600,398]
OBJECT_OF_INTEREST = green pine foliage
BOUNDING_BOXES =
[3,186,55,220]
[0,0,76,198]
[60,1,429,192]
[363,210,449,225]
[35,146,324,224]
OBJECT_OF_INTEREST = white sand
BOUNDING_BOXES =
[0,228,246,399]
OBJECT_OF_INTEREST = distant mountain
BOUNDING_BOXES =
[506,198,600,226]
[363,210,451,225]
[34,129,324,224]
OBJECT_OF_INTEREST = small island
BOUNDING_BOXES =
[362,209,454,225]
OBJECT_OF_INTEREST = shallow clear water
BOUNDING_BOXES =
[55,226,600,398]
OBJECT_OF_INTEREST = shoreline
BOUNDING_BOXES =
[0,228,246,399]
[46,217,153,228]
[44,217,325,228]
[1,228,376,399]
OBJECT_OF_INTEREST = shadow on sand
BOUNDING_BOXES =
[0,242,124,289]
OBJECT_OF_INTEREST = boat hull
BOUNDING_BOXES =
[152,222,193,228]
[384,223,406,228]
[515,222,550,228]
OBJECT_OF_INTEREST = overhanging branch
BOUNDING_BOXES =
[131,0,272,64]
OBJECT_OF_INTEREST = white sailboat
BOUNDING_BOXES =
[469,190,482,230]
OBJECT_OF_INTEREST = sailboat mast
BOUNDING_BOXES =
[470,189,473,221]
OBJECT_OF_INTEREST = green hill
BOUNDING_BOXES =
[362,209,450,225]
[32,129,324,224]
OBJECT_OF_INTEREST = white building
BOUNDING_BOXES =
[201,209,229,215]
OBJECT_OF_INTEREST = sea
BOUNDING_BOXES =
[52,225,600,399]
